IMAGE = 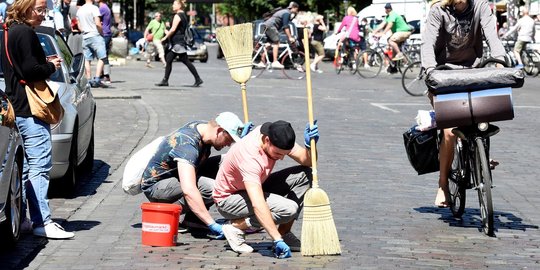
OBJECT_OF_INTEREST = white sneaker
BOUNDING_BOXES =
[310,63,317,72]
[282,232,301,252]
[254,62,266,69]
[271,61,284,69]
[33,222,75,239]
[352,63,357,70]
[21,217,33,234]
[222,224,253,253]
[364,64,370,69]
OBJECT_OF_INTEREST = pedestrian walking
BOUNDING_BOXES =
[213,120,319,258]
[98,0,112,83]
[310,15,326,73]
[144,12,167,68]
[77,0,108,88]
[1,0,75,239]
[155,0,203,87]
[141,112,249,237]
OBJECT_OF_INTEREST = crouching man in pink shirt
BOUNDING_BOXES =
[212,120,319,258]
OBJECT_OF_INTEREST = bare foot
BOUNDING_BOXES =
[435,187,449,208]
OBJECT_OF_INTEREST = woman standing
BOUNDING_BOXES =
[1,0,74,239]
[155,0,203,87]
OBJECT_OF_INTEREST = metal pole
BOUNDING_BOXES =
[134,0,137,30]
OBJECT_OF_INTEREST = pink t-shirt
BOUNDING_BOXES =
[337,15,360,42]
[213,126,276,203]
[212,126,301,203]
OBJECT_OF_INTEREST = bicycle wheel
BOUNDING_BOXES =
[473,137,494,236]
[281,51,305,80]
[401,61,427,96]
[357,49,382,78]
[348,49,358,75]
[449,138,467,218]
[406,50,421,63]
[522,51,540,77]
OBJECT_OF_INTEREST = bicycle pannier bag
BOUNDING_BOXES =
[403,125,439,175]
[433,87,514,129]
[25,80,64,125]
[425,67,524,95]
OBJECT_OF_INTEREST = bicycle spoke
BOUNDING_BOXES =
[401,61,427,96]
[449,138,466,218]
[281,51,305,80]
[357,50,382,78]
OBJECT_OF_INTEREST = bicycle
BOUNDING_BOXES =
[251,35,306,80]
[333,38,361,75]
[356,36,414,78]
[441,58,518,236]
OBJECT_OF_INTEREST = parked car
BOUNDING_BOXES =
[0,26,96,197]
[0,90,24,249]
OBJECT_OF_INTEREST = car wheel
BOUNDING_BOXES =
[0,158,23,250]
[50,131,77,198]
[200,57,208,63]
[78,122,94,173]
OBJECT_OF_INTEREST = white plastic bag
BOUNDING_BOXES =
[122,136,163,195]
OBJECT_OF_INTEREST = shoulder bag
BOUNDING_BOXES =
[3,25,64,125]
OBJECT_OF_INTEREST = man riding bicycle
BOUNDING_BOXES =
[256,1,299,69]
[373,3,412,61]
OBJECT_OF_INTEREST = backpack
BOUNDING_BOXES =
[262,7,283,21]
[179,12,194,47]
[184,25,194,47]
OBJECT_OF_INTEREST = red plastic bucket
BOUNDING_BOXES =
[140,202,182,247]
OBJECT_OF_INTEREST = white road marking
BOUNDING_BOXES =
[370,103,430,113]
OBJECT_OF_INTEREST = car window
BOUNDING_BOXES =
[54,33,73,68]
[38,34,64,83]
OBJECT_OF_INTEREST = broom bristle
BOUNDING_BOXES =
[301,187,341,256]
[216,23,253,84]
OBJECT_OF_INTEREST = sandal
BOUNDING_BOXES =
[435,187,450,208]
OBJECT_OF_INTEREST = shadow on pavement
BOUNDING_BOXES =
[414,206,539,234]
[74,160,111,198]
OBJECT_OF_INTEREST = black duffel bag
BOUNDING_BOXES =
[425,67,524,95]
[403,125,439,175]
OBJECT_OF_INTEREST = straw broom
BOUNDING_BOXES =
[216,23,253,122]
[301,28,341,256]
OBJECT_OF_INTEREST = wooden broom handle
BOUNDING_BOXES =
[303,28,319,188]
[241,83,249,122]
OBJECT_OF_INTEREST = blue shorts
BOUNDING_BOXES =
[83,35,107,61]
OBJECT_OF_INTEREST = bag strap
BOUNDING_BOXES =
[3,24,28,86]
[347,17,357,34]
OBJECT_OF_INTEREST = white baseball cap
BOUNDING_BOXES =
[215,112,244,142]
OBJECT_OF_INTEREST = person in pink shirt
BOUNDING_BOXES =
[335,7,363,67]
[213,120,319,258]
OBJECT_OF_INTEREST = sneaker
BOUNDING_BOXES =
[310,63,317,72]
[222,224,253,253]
[364,63,370,69]
[90,78,108,88]
[254,62,266,69]
[146,63,153,68]
[282,232,301,252]
[102,76,111,84]
[352,63,357,70]
[155,80,169,87]
[271,61,284,69]
[21,217,33,234]
[33,222,75,239]
[392,52,404,61]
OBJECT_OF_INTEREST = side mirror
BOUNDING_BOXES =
[70,53,84,79]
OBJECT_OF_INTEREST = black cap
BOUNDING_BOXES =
[384,3,392,9]
[261,121,296,150]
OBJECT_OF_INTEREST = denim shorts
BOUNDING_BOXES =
[83,35,107,60]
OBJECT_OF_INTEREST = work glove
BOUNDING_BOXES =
[240,121,254,138]
[207,223,225,240]
[304,120,319,148]
[273,239,292,259]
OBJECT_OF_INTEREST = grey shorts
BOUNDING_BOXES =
[263,25,280,44]
[215,166,312,228]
